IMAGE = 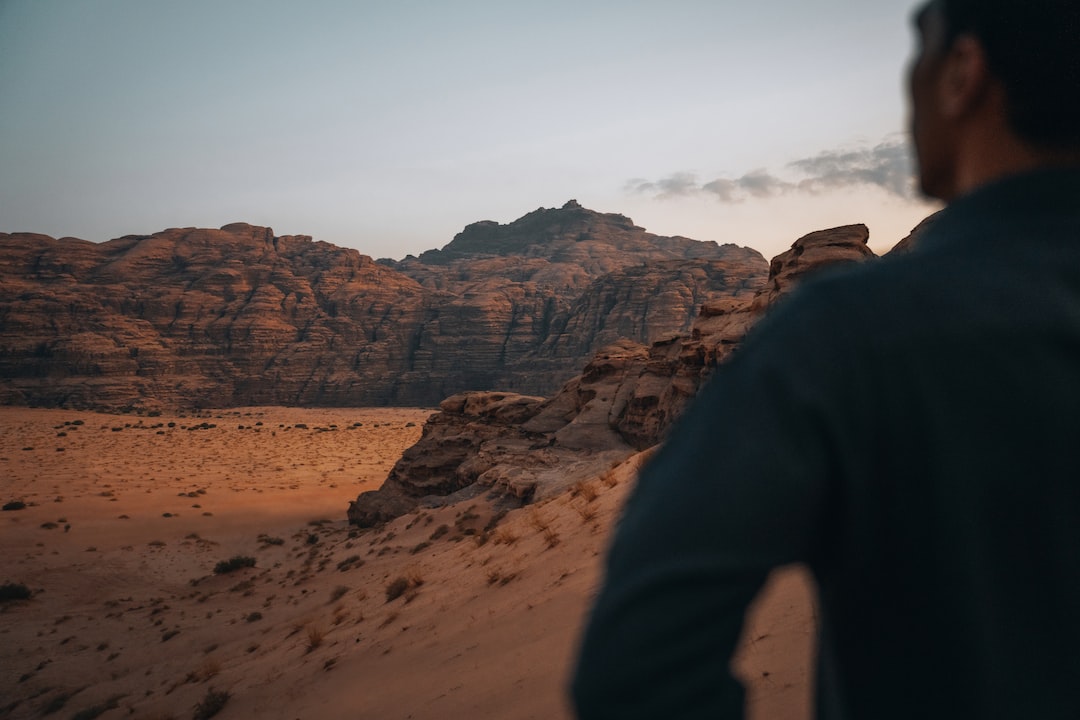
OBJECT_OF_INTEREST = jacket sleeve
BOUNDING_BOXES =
[571,294,843,719]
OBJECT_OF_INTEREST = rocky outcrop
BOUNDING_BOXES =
[349,340,648,526]
[0,204,767,410]
[349,222,879,524]
[751,224,874,311]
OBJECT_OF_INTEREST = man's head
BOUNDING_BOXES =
[908,0,1080,200]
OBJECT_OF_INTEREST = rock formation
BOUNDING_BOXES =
[381,200,767,398]
[0,204,767,410]
[0,224,435,409]
[349,222,879,525]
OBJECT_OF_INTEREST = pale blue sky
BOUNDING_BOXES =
[0,0,936,260]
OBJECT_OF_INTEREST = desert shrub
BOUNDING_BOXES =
[330,585,349,603]
[384,576,410,602]
[483,509,508,534]
[2,500,26,511]
[41,690,71,714]
[192,688,230,720]
[429,524,450,541]
[229,579,254,594]
[487,569,518,586]
[0,582,31,602]
[257,534,284,546]
[213,556,255,575]
[245,612,263,623]
[336,555,363,572]
[70,695,121,720]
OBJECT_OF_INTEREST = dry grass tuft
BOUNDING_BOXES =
[196,657,221,682]
[486,569,519,586]
[305,624,325,652]
[571,480,599,503]
[492,527,519,546]
[575,502,598,523]
[528,510,551,533]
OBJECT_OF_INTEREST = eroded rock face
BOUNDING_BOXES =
[383,200,768,398]
[0,224,433,409]
[349,222,883,524]
[348,340,649,525]
[1,203,768,410]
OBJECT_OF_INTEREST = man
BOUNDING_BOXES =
[572,1,1080,718]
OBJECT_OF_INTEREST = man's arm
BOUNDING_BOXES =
[571,295,844,719]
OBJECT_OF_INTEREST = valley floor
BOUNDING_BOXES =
[0,407,814,720]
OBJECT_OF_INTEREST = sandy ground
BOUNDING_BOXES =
[1,407,815,720]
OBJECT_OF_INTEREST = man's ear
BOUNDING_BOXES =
[937,34,994,119]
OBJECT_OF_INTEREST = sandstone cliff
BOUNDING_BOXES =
[0,203,767,410]
[0,224,437,409]
[349,223,877,525]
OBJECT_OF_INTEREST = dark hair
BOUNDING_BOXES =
[939,0,1080,149]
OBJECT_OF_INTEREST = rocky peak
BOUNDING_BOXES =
[410,200,730,267]
[219,222,276,243]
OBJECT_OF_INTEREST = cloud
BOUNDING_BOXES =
[702,170,793,201]
[627,136,917,204]
[788,138,914,198]
[625,172,700,198]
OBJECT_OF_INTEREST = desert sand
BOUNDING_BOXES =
[1,407,814,720]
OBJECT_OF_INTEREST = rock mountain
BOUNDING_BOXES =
[0,201,766,410]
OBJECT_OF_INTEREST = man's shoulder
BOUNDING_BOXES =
[745,240,974,371]
[775,245,953,325]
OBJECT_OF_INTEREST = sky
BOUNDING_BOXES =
[0,0,939,261]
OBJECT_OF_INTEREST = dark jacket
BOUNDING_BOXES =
[572,168,1080,719]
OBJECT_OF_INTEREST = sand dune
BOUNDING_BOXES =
[1,407,813,720]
